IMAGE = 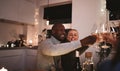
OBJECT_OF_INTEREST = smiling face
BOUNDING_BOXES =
[67,29,79,41]
[52,24,66,41]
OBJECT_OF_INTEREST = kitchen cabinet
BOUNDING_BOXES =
[0,48,37,71]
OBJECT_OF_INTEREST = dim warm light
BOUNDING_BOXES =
[29,40,33,45]
[46,20,49,25]
[75,50,79,57]
[0,67,8,71]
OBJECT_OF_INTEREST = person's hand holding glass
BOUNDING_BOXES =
[91,22,118,49]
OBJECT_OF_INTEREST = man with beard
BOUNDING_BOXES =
[37,24,97,71]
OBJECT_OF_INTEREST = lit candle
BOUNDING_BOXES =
[46,20,49,25]
[11,43,15,48]
[29,40,33,45]
[75,50,79,57]
[0,67,8,71]
[6,44,9,48]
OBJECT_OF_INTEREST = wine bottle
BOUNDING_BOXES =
[75,51,82,71]
[82,52,94,71]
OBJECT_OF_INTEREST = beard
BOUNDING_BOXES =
[60,34,65,38]
[59,34,65,41]
[53,34,66,41]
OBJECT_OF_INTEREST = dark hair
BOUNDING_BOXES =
[52,24,64,30]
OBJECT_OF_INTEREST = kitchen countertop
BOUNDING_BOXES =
[0,46,38,50]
